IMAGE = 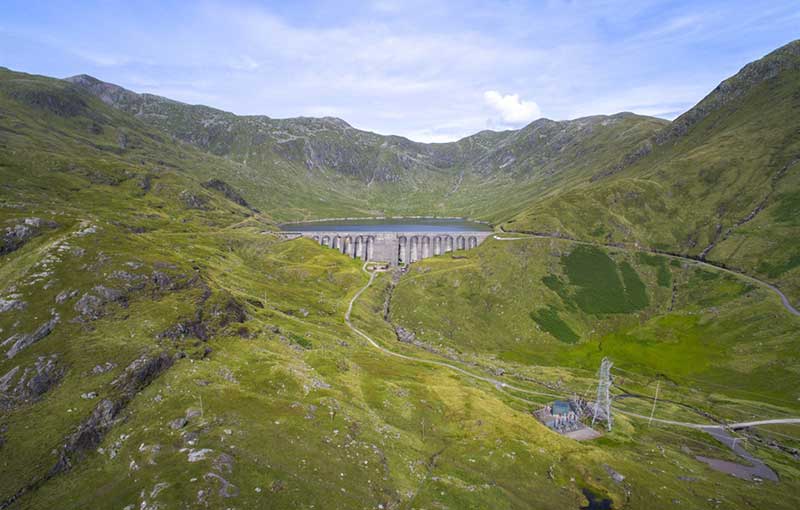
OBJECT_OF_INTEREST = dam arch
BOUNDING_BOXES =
[289,223,492,266]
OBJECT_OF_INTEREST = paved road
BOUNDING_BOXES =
[698,427,778,481]
[344,264,564,401]
[493,234,800,317]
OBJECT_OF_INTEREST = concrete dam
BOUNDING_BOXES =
[281,219,493,266]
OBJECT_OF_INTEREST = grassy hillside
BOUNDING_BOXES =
[1,40,800,509]
[391,237,800,403]
[503,40,800,304]
[62,42,800,309]
[65,74,667,222]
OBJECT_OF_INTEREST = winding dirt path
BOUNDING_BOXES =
[345,258,800,432]
[493,234,800,317]
[344,263,563,400]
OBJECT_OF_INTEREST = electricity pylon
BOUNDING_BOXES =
[591,357,614,431]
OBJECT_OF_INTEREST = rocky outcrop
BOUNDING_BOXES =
[179,190,210,210]
[158,288,248,345]
[3,312,60,359]
[394,326,417,344]
[656,40,800,147]
[7,82,90,117]
[50,352,174,475]
[0,354,65,411]
[201,179,256,211]
[54,289,78,304]
[0,352,175,509]
[73,285,128,321]
[1,217,57,256]
[0,297,26,313]
[65,73,663,186]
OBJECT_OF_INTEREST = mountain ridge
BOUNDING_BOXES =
[2,39,800,510]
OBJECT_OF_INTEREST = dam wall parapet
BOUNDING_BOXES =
[284,230,493,265]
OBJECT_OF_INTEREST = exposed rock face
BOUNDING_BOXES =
[65,73,664,186]
[3,312,60,359]
[395,326,417,344]
[74,293,104,320]
[202,179,256,211]
[0,355,65,411]
[1,217,57,256]
[54,289,78,304]
[0,297,26,313]
[8,84,89,117]
[169,417,188,430]
[91,362,117,375]
[179,190,209,210]
[656,40,800,146]
[158,293,247,344]
[151,271,172,290]
[73,285,128,321]
[204,472,239,498]
[51,352,174,475]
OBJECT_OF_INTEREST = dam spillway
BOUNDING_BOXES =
[280,219,493,266]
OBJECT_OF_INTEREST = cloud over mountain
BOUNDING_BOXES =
[484,90,541,125]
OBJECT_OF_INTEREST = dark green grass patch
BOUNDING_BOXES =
[529,306,579,343]
[541,274,575,309]
[637,252,672,287]
[563,245,649,314]
[288,332,313,349]
[620,261,649,308]
[757,253,800,278]
[772,191,800,225]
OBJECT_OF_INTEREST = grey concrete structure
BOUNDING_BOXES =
[284,230,493,265]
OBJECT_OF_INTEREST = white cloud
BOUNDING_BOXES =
[483,90,541,124]
[14,0,794,141]
[228,55,260,71]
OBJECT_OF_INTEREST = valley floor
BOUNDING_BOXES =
[2,221,799,510]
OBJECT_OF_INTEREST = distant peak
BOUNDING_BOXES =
[64,74,102,85]
[320,116,352,129]
[655,38,800,145]
[770,38,800,57]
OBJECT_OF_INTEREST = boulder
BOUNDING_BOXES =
[74,293,104,320]
[55,289,78,304]
[0,298,26,313]
[170,417,189,430]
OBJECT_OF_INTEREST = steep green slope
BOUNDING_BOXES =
[0,68,386,222]
[65,74,667,220]
[504,40,800,303]
[391,237,800,402]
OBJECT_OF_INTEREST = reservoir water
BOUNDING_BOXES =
[281,218,493,233]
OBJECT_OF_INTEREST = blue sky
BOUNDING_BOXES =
[1,1,798,142]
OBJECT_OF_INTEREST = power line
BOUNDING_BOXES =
[592,357,614,431]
